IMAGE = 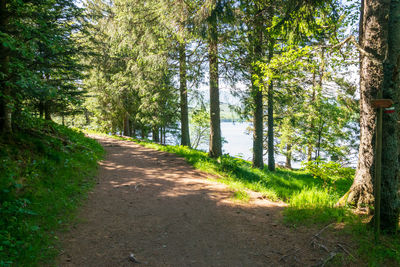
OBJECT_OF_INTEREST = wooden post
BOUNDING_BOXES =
[375,106,382,242]
[371,98,393,242]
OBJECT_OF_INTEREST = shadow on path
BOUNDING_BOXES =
[58,136,344,267]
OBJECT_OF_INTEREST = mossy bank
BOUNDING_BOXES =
[0,119,104,266]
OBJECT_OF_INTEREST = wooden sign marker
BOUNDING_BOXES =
[372,99,394,108]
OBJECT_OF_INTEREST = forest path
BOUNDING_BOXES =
[58,135,350,267]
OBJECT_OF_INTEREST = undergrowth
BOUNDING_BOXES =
[0,119,104,266]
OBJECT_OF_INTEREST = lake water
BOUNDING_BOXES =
[196,121,299,168]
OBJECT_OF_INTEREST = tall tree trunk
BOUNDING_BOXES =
[152,127,159,142]
[251,12,264,169]
[179,42,191,147]
[267,79,275,171]
[307,71,317,162]
[39,101,44,119]
[208,18,222,158]
[338,0,389,211]
[44,101,52,121]
[129,119,134,137]
[379,0,400,233]
[315,48,326,161]
[252,77,264,168]
[123,113,129,136]
[0,0,12,134]
[285,144,292,169]
[141,127,146,139]
[85,109,90,125]
[163,126,166,145]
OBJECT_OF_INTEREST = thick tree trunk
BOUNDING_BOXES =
[267,79,275,171]
[179,42,191,147]
[152,127,159,142]
[338,0,389,211]
[251,13,264,169]
[208,19,222,158]
[379,0,400,233]
[252,78,264,169]
[123,113,129,136]
[129,120,134,137]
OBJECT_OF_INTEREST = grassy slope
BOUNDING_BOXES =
[99,133,400,266]
[0,119,104,266]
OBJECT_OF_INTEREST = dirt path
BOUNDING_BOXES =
[58,135,352,266]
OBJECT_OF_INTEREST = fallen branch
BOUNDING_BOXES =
[320,252,337,267]
[311,239,329,252]
[279,248,301,262]
[313,223,334,239]
[337,243,356,260]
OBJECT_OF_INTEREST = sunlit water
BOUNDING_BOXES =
[196,122,301,168]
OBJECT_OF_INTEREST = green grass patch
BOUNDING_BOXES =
[342,220,400,266]
[284,187,350,225]
[0,119,104,266]
[231,190,250,202]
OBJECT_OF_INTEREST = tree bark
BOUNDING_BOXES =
[129,119,134,137]
[44,100,52,121]
[267,79,275,171]
[379,0,400,233]
[285,144,292,169]
[163,126,166,144]
[179,42,191,147]
[141,127,147,139]
[308,71,317,162]
[152,127,159,142]
[208,17,222,158]
[338,0,390,211]
[251,11,264,169]
[123,113,129,136]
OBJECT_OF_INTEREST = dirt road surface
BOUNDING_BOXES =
[58,135,353,266]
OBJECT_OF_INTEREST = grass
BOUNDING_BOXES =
[231,189,250,202]
[87,132,400,266]
[351,222,400,266]
[0,119,104,266]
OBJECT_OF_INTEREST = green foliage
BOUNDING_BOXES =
[0,0,85,127]
[0,118,104,266]
[302,159,355,186]
[190,107,210,149]
[79,0,180,135]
